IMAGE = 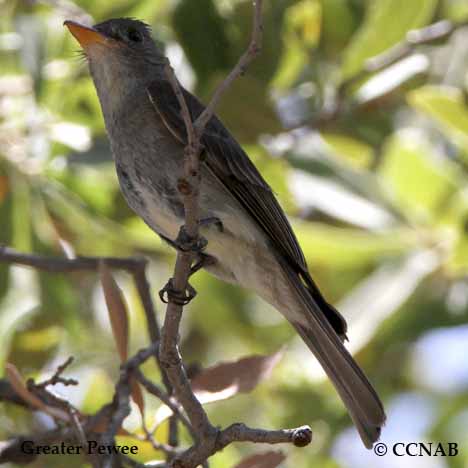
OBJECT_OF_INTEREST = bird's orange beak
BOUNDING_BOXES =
[64,20,109,49]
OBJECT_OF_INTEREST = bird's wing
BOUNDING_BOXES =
[146,80,347,337]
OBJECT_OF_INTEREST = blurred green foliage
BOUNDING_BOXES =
[1,0,468,467]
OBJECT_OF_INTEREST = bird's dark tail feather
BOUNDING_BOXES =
[279,259,386,448]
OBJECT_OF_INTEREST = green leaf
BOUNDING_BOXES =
[15,326,62,351]
[320,0,359,56]
[320,132,374,169]
[214,75,282,142]
[0,270,39,372]
[378,131,460,220]
[442,0,468,22]
[81,368,114,414]
[272,2,315,91]
[407,85,468,149]
[295,222,414,269]
[288,0,321,48]
[11,172,32,252]
[172,0,230,86]
[341,0,437,79]
[114,435,164,463]
[441,191,468,275]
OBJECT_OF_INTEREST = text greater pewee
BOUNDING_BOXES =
[65,18,386,448]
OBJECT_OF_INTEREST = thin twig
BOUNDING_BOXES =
[139,424,181,457]
[194,0,263,135]
[35,357,78,388]
[70,409,101,468]
[134,369,195,441]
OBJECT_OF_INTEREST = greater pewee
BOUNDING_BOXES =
[65,18,386,448]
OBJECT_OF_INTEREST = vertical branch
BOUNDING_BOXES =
[158,0,264,444]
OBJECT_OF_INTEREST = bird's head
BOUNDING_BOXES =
[65,18,165,114]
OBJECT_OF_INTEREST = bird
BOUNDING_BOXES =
[65,17,386,448]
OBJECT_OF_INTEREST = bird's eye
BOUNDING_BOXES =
[127,28,143,43]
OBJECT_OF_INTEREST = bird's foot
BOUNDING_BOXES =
[198,216,224,232]
[159,278,197,306]
[159,219,222,254]
[175,226,208,253]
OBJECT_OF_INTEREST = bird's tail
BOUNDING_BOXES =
[278,259,386,448]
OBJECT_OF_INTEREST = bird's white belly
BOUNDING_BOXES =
[140,188,182,240]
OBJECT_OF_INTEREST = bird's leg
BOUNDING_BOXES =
[158,222,219,305]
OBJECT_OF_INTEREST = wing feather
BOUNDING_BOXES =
[146,80,347,337]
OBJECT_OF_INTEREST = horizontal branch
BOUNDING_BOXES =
[0,245,146,273]
[218,423,313,448]
[175,423,312,468]
[0,245,162,371]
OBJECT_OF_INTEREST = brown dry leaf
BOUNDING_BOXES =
[99,262,145,415]
[191,351,283,403]
[5,363,70,422]
[99,261,129,362]
[89,414,132,435]
[154,351,283,425]
[234,451,286,468]
[130,377,145,416]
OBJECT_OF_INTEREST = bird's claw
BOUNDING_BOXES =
[175,226,208,253]
[159,278,197,306]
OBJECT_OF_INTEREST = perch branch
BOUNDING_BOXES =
[158,0,264,442]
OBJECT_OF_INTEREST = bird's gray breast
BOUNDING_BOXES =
[106,98,186,240]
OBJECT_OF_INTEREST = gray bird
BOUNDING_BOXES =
[65,18,385,448]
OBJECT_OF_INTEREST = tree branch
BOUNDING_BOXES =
[158,0,265,448]
[0,245,146,273]
[174,424,312,468]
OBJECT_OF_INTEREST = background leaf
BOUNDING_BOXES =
[341,0,438,79]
